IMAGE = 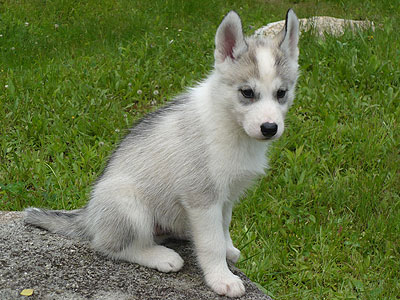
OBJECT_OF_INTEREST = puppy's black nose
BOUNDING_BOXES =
[260,122,278,138]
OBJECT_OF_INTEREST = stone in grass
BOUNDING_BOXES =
[0,211,271,299]
[256,16,375,38]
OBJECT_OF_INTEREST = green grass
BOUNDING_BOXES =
[1,0,399,299]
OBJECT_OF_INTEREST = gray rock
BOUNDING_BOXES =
[255,16,375,37]
[0,212,271,299]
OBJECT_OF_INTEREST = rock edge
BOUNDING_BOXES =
[0,211,271,300]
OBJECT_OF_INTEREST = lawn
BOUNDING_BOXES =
[1,0,399,299]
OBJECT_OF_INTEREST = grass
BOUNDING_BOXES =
[1,0,399,299]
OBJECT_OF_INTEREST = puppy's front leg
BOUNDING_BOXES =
[223,202,241,264]
[188,203,245,298]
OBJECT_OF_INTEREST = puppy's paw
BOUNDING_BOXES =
[154,248,184,273]
[226,246,241,264]
[130,245,184,273]
[206,272,245,298]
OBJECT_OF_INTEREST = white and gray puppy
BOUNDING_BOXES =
[25,9,299,297]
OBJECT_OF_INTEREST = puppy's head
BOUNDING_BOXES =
[213,10,299,141]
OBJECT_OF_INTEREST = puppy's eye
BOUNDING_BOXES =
[240,88,255,99]
[277,89,287,99]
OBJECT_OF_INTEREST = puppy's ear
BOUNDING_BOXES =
[215,11,247,64]
[275,9,299,60]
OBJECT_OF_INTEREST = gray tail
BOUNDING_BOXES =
[24,207,88,239]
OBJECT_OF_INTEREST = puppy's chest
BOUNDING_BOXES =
[208,146,267,202]
[226,176,257,203]
[211,143,267,178]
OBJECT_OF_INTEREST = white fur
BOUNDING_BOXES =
[24,9,299,298]
[257,47,276,79]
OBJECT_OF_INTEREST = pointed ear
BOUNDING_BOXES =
[276,9,299,60]
[214,11,247,64]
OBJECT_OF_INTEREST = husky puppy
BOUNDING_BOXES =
[25,9,299,297]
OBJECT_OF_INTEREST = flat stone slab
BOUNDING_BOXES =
[0,211,271,299]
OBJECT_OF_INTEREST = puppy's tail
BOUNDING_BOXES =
[24,207,88,239]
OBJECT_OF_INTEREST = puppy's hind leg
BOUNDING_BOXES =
[115,243,184,273]
[89,195,184,273]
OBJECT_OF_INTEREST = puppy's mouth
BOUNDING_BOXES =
[255,135,278,141]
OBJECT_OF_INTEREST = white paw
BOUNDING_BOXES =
[130,245,184,273]
[205,272,245,298]
[153,248,184,273]
[226,246,241,264]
